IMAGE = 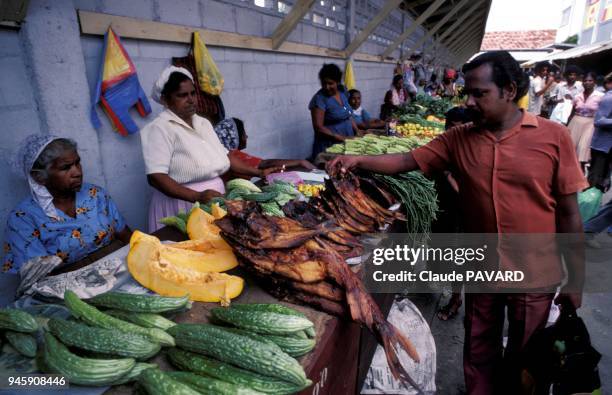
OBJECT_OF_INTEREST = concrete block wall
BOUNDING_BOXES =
[0,30,42,246]
[0,0,414,251]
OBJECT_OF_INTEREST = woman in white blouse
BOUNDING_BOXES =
[141,66,270,232]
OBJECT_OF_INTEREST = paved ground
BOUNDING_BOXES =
[411,232,612,395]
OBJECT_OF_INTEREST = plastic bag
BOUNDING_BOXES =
[193,32,224,95]
[344,60,356,91]
[521,308,601,395]
[578,187,603,222]
[550,99,572,124]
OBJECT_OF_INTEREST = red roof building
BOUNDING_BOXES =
[481,30,557,50]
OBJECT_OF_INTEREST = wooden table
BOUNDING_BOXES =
[64,227,392,395]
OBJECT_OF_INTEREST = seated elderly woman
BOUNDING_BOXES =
[142,66,275,232]
[2,135,131,274]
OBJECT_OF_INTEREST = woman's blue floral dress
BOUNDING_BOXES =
[2,183,126,273]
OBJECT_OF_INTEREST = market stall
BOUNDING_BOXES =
[0,91,451,393]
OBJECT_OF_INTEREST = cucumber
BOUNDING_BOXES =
[263,335,315,357]
[138,368,201,395]
[5,331,37,357]
[167,371,264,395]
[167,348,311,395]
[88,292,190,313]
[168,324,309,386]
[231,304,316,338]
[108,362,157,385]
[226,179,262,193]
[40,332,135,386]
[106,310,176,331]
[0,309,39,333]
[222,328,282,350]
[243,191,279,202]
[211,307,314,335]
[48,318,161,360]
[64,290,175,347]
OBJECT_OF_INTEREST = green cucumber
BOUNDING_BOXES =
[5,331,37,357]
[167,371,264,395]
[105,310,176,330]
[211,307,314,335]
[0,309,39,333]
[138,368,201,395]
[64,290,175,347]
[263,335,315,357]
[88,292,190,313]
[231,304,317,338]
[243,191,279,202]
[168,324,309,386]
[167,348,311,394]
[108,362,157,385]
[48,318,161,360]
[40,332,135,386]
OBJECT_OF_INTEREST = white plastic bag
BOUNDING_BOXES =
[550,99,572,124]
[361,298,437,394]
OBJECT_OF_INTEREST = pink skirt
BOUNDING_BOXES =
[567,115,595,163]
[147,177,225,233]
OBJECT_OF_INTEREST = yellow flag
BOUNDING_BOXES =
[344,61,356,91]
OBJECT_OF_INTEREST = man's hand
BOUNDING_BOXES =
[197,189,223,203]
[554,291,582,310]
[327,155,362,174]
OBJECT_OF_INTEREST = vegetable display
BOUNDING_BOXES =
[326,134,429,155]
[5,288,316,394]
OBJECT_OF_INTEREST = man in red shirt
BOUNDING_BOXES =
[329,51,586,394]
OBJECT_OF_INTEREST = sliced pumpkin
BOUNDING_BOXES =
[129,229,158,248]
[127,238,243,305]
[187,207,221,240]
[170,238,232,252]
[161,246,238,273]
[211,203,227,219]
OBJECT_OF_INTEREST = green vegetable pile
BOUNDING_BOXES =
[161,179,301,232]
[374,171,438,235]
[394,94,453,119]
[326,135,430,155]
[11,290,317,393]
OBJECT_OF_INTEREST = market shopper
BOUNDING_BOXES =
[381,74,410,121]
[2,135,132,273]
[440,69,458,98]
[329,51,586,395]
[215,117,315,178]
[587,72,612,191]
[309,63,358,158]
[141,66,274,232]
[528,61,555,115]
[567,72,604,172]
[347,89,385,131]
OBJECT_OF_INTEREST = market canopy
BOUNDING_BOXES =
[521,38,612,67]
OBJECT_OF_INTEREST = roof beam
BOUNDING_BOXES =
[405,0,471,57]
[344,0,404,58]
[381,0,446,58]
[444,19,481,50]
[450,29,481,56]
[437,0,485,43]
[449,28,480,53]
[271,0,316,49]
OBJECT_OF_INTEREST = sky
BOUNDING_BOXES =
[485,0,562,31]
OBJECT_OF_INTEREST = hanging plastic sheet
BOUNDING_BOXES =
[90,27,151,136]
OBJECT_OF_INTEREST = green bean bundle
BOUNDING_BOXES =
[374,171,438,235]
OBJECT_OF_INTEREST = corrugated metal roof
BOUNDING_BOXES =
[521,39,612,66]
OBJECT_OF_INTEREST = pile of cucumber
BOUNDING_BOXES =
[225,179,301,217]
[326,134,430,155]
[2,291,316,394]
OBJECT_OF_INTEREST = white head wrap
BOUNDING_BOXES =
[151,66,194,104]
[12,134,64,221]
